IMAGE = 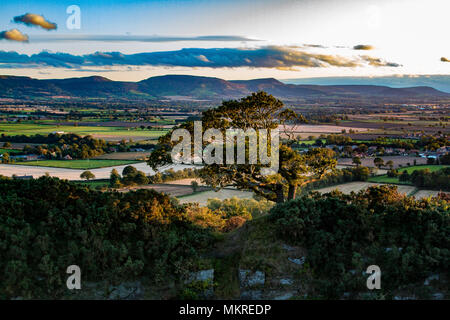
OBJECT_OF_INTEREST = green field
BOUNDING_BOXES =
[0,148,20,155]
[0,123,168,138]
[14,159,141,169]
[72,179,110,188]
[369,165,449,184]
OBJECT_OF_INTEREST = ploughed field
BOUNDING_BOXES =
[338,156,428,169]
[0,162,194,180]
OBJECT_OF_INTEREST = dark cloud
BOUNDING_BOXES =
[0,47,401,69]
[353,44,374,50]
[13,13,57,30]
[441,57,450,62]
[0,29,28,42]
[360,55,401,67]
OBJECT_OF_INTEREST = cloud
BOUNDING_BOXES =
[441,57,450,62]
[353,44,374,50]
[0,29,29,42]
[360,55,401,67]
[13,13,57,30]
[0,46,401,69]
[29,34,257,43]
[302,44,327,48]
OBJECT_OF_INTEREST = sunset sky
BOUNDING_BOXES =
[0,0,449,81]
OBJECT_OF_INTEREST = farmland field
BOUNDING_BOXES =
[338,156,428,169]
[93,152,151,160]
[315,181,417,195]
[0,162,194,180]
[178,188,254,205]
[0,123,168,140]
[368,165,449,184]
[0,148,20,154]
[14,159,140,169]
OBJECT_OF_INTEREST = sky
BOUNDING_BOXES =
[0,0,449,81]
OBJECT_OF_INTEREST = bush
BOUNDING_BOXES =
[270,185,449,298]
[0,177,214,299]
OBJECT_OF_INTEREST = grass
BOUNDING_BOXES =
[0,148,20,155]
[13,159,141,169]
[0,123,168,138]
[368,165,449,184]
[72,179,110,188]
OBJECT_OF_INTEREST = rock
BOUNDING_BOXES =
[239,270,265,288]
[280,278,294,286]
[108,281,142,300]
[240,290,263,300]
[288,257,306,266]
[274,292,295,300]
[385,247,403,252]
[185,269,215,299]
[186,269,214,284]
[424,274,440,286]
[282,244,295,251]
[432,293,444,300]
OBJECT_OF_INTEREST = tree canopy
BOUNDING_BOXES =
[148,92,337,202]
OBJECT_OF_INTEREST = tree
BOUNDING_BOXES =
[122,165,138,177]
[399,170,410,182]
[344,145,353,157]
[374,157,384,169]
[191,180,199,193]
[1,152,10,164]
[148,92,336,203]
[440,153,450,165]
[352,156,361,167]
[109,169,121,187]
[358,144,368,154]
[133,171,149,185]
[80,171,95,181]
[386,160,394,170]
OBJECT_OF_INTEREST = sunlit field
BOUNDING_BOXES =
[13,159,140,169]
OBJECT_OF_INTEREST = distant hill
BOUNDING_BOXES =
[0,74,448,101]
[282,75,450,93]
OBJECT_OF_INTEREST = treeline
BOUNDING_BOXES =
[0,176,214,299]
[299,166,374,195]
[324,134,449,151]
[148,168,200,184]
[271,185,449,298]
[399,167,450,191]
[109,167,201,188]
[2,133,111,159]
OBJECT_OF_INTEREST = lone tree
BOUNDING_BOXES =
[109,168,121,188]
[352,156,361,167]
[374,157,384,169]
[80,170,95,181]
[148,92,336,203]
[191,180,199,193]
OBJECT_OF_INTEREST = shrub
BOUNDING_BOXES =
[270,185,449,298]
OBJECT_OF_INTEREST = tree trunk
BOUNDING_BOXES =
[275,184,284,203]
[288,184,297,200]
